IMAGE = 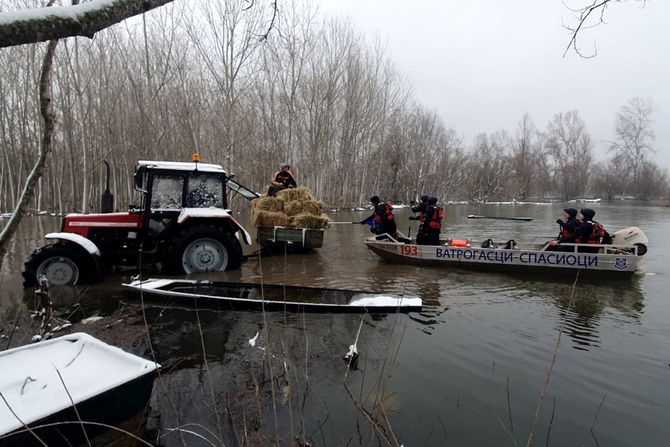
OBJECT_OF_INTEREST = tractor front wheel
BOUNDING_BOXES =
[23,245,87,287]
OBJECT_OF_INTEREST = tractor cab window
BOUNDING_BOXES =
[151,175,184,210]
[186,174,224,208]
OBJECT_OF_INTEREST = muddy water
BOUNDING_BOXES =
[1,202,669,446]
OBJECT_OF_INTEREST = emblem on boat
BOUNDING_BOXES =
[614,257,628,270]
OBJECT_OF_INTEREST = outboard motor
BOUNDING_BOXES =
[612,226,648,255]
[101,160,114,213]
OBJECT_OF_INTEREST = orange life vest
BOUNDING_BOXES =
[426,206,444,230]
[579,221,606,244]
[374,202,395,223]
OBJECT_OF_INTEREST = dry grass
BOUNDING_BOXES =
[275,187,314,202]
[283,200,304,217]
[252,210,292,227]
[252,197,284,213]
[291,213,330,230]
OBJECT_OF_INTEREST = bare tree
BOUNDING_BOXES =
[610,97,655,196]
[545,111,593,199]
[591,154,629,200]
[636,160,667,200]
[509,114,544,200]
[464,132,510,201]
[0,0,179,271]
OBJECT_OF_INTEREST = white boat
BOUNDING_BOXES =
[123,278,422,312]
[0,333,159,446]
[364,227,648,279]
[569,198,602,203]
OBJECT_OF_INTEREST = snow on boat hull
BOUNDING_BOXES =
[123,279,421,312]
[365,235,645,279]
[0,333,159,446]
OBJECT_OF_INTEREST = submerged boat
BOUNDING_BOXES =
[123,278,421,312]
[0,333,159,446]
[365,227,649,279]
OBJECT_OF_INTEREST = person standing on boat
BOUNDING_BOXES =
[361,196,397,239]
[410,195,429,244]
[420,196,443,245]
[268,162,297,196]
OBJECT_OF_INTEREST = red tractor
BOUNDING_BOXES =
[23,158,259,286]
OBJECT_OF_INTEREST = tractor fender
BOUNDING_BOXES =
[45,232,102,257]
[177,208,252,245]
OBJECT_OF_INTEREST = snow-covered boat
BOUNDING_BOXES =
[0,333,159,446]
[123,278,421,312]
[364,227,649,279]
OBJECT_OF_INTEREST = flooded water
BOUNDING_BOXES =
[1,202,669,446]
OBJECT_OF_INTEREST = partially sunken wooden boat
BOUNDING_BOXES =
[365,227,649,279]
[123,278,421,312]
[0,333,159,446]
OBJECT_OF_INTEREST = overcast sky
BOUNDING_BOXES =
[317,0,670,169]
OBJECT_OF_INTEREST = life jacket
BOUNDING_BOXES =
[580,220,607,244]
[373,202,395,223]
[426,206,443,230]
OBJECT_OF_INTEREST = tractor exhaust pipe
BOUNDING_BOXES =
[101,160,114,213]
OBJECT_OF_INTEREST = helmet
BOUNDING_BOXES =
[279,162,290,169]
[370,196,380,204]
[580,208,595,221]
[427,196,438,205]
[564,208,578,218]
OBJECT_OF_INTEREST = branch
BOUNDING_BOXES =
[563,0,649,58]
[0,0,176,48]
[563,0,611,58]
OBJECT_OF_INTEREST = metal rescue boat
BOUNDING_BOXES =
[364,227,649,279]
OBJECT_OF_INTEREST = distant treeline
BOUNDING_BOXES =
[0,0,666,214]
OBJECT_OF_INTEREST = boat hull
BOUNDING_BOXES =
[123,279,421,312]
[365,238,643,279]
[2,373,155,446]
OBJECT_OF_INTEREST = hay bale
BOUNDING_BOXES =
[252,196,284,213]
[291,212,330,230]
[283,200,304,217]
[300,200,322,216]
[252,210,292,227]
[275,186,314,202]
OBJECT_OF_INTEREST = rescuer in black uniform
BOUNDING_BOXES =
[419,196,443,245]
[361,195,397,239]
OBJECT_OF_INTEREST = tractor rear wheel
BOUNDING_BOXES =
[23,245,86,287]
[165,225,242,274]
